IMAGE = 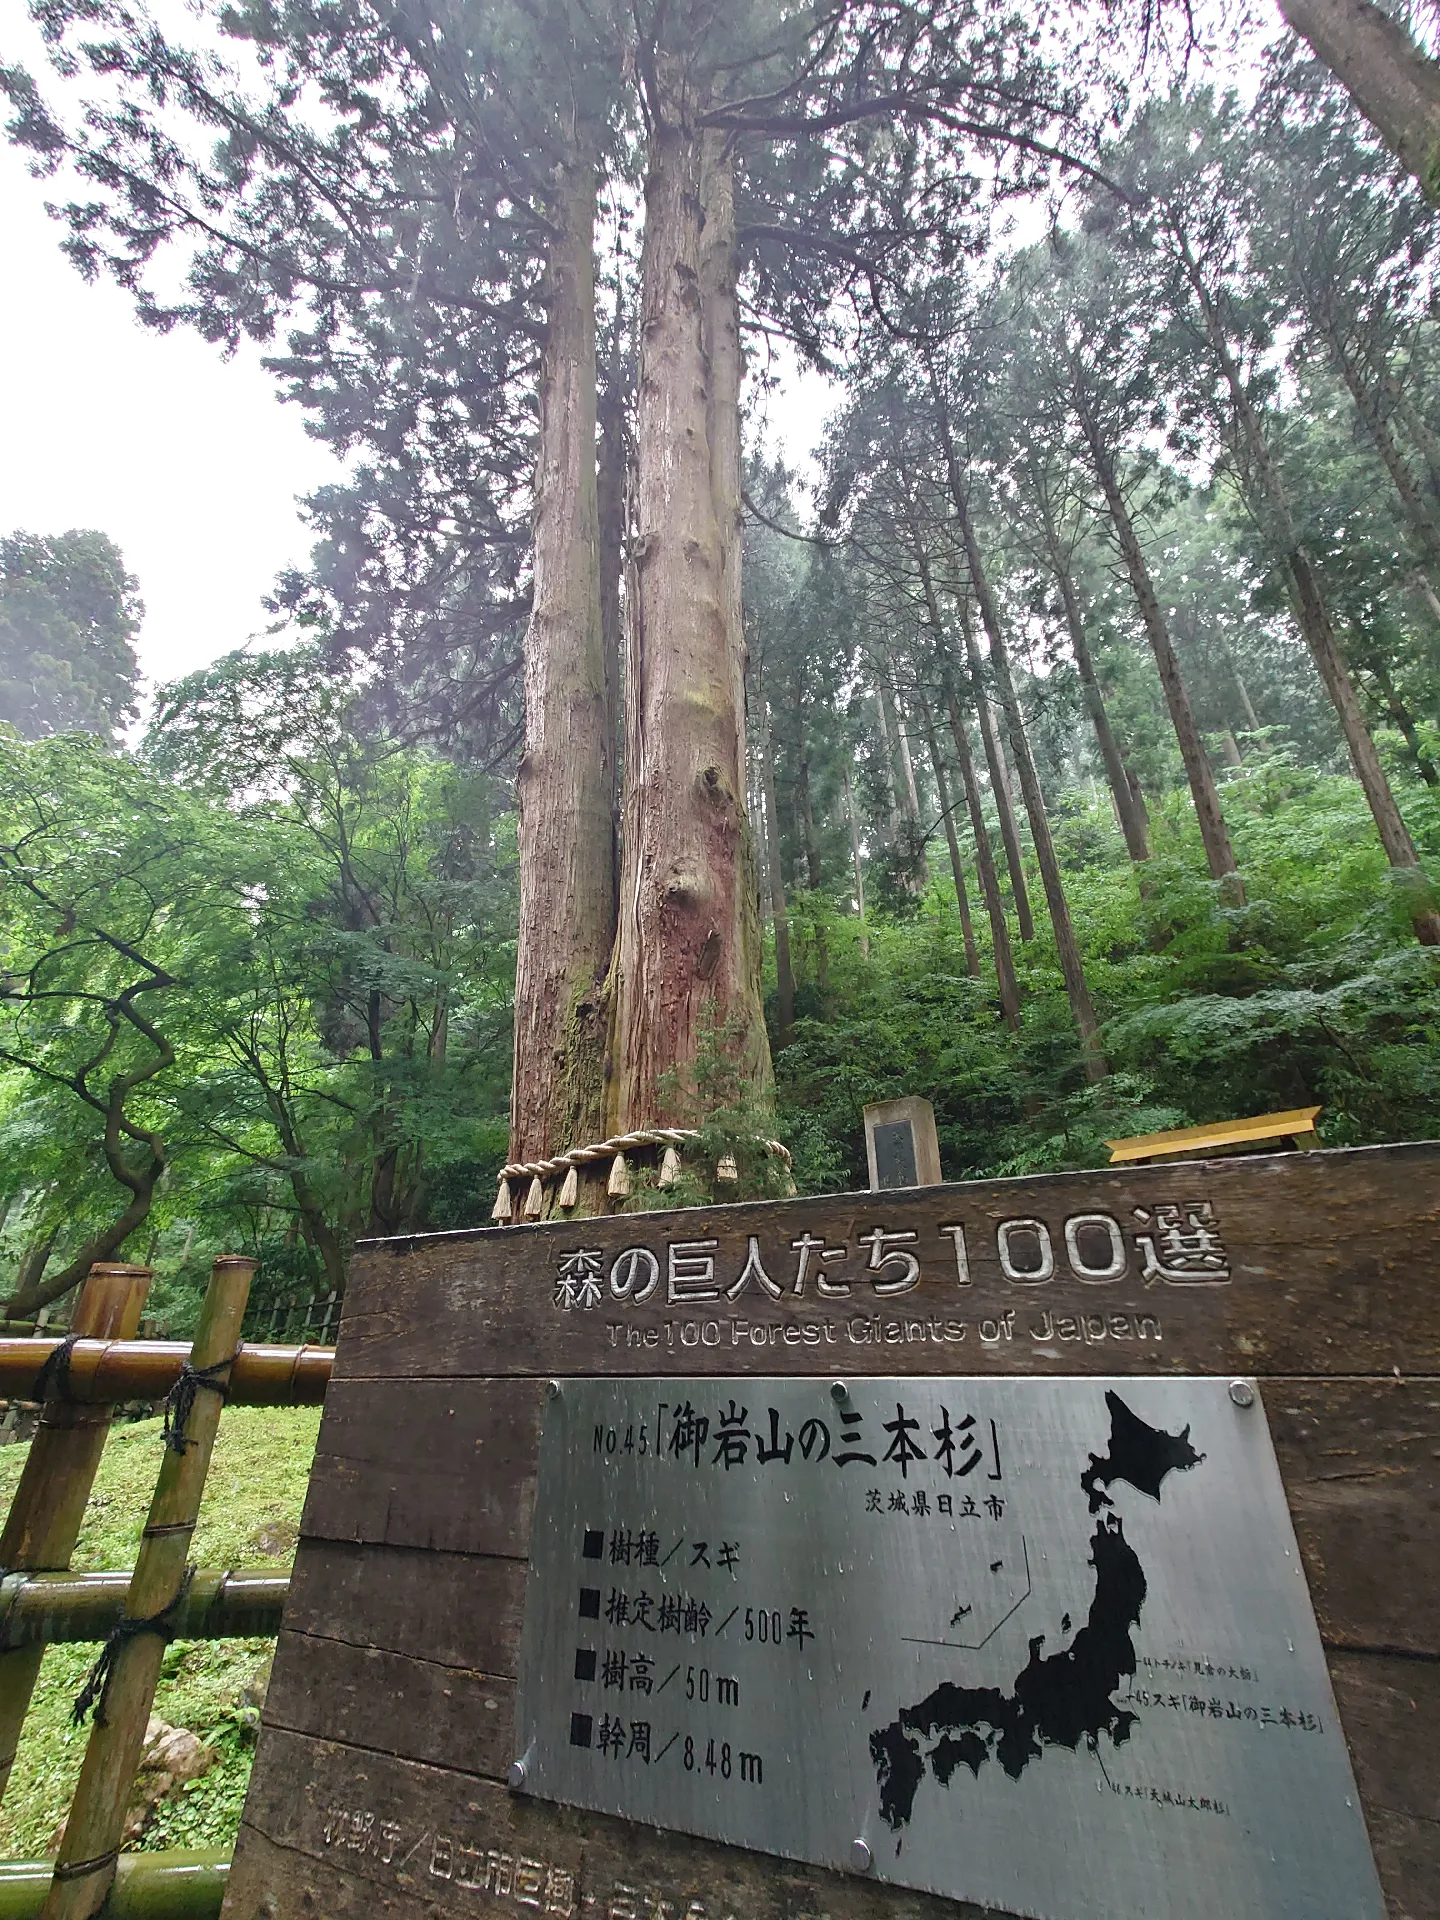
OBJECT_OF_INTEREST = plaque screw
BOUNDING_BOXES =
[830,1380,849,1403]
[1228,1379,1255,1408]
[850,1839,872,1873]
[508,1760,527,1791]
[547,1380,561,1400]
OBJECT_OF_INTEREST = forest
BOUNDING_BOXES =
[2,0,1439,1334]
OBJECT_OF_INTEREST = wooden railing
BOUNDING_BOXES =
[0,1258,332,1917]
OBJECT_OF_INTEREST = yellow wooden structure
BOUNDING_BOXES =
[1106,1105,1322,1165]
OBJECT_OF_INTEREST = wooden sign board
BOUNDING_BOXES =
[220,1144,1440,1920]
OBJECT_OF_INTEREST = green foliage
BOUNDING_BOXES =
[0,531,141,741]
[770,776,1440,1185]
[1,648,515,1323]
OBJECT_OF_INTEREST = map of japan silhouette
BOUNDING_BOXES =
[871,1391,1206,1830]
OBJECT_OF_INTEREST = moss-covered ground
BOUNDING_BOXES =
[0,1403,320,1858]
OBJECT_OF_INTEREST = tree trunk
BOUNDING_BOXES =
[896,704,924,821]
[921,707,981,977]
[875,675,925,890]
[10,1228,59,1312]
[923,356,1036,935]
[1369,656,1440,786]
[1288,547,1440,939]
[795,712,829,997]
[757,697,796,1046]
[958,605,1036,936]
[1277,0,1440,200]
[1391,384,1440,505]
[597,360,627,829]
[701,131,749,790]
[1080,411,1244,899]
[5,1154,164,1321]
[607,98,772,1126]
[512,162,617,1160]
[842,759,871,958]
[871,687,903,843]
[1332,337,1440,570]
[959,512,1109,1080]
[1039,502,1151,862]
[1410,566,1440,628]
[946,691,1023,1031]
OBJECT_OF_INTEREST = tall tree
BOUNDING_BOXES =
[512,162,616,1160]
[1011,239,1246,897]
[923,350,1109,1076]
[6,0,1109,1135]
[1123,94,1440,943]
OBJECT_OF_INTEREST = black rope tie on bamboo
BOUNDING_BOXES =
[162,1347,240,1454]
[70,1566,195,1729]
[50,1848,121,1883]
[33,1332,80,1403]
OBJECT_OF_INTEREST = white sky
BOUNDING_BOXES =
[0,135,344,693]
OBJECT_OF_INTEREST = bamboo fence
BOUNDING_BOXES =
[0,1257,333,1918]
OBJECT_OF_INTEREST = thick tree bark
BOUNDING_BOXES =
[1079,408,1244,899]
[946,690,1023,1031]
[1174,241,1440,943]
[607,97,771,1126]
[701,133,748,777]
[512,163,617,1160]
[958,513,1109,1080]
[597,364,627,829]
[1278,0,1440,200]
[1036,495,1151,862]
[842,760,871,958]
[757,699,796,1046]
[920,707,981,977]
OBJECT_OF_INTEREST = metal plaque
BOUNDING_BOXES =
[514,1376,1382,1920]
[871,1121,919,1191]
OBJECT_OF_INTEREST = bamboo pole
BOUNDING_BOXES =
[0,1850,227,1918]
[0,1340,331,1408]
[42,1256,255,1920]
[0,1570,288,1649]
[0,1265,151,1805]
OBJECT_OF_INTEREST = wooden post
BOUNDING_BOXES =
[41,1255,254,1920]
[0,1264,151,1805]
